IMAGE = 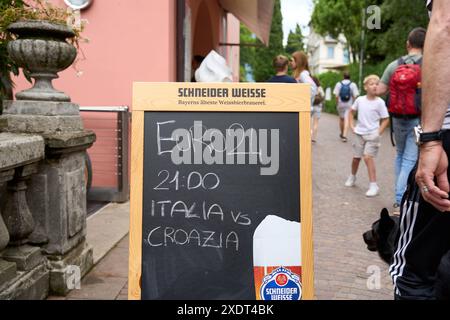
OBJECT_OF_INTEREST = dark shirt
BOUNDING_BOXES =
[267,75,297,83]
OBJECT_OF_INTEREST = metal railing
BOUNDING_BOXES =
[80,106,129,203]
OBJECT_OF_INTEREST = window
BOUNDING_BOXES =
[343,49,350,64]
[327,46,335,59]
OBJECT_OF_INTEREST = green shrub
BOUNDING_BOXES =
[323,100,338,115]
[317,71,341,115]
[317,71,341,93]
[316,60,392,116]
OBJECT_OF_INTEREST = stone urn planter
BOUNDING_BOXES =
[7,20,77,102]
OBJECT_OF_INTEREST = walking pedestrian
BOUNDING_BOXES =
[377,27,426,215]
[333,72,359,142]
[311,76,325,143]
[291,51,317,107]
[389,0,450,300]
[267,55,298,83]
[344,75,389,197]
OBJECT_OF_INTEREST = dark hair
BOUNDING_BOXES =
[273,55,289,71]
[408,28,426,49]
[311,76,320,87]
[343,72,350,80]
[193,55,205,64]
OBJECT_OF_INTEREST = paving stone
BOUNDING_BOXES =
[312,114,395,300]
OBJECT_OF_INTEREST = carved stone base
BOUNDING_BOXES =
[0,263,49,300]
[2,114,84,134]
[1,245,44,271]
[2,100,79,116]
[46,241,93,296]
[0,259,16,285]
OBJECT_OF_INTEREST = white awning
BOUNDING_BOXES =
[219,0,275,46]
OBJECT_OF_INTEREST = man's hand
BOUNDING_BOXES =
[415,142,450,212]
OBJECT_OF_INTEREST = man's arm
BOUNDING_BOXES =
[377,82,389,96]
[416,0,450,211]
[377,61,397,96]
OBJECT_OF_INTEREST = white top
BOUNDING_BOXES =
[351,96,389,135]
[333,80,360,107]
[296,70,317,106]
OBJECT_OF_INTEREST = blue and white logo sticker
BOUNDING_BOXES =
[260,267,302,300]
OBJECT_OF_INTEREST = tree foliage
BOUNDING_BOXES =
[239,23,257,81]
[377,0,429,61]
[239,0,285,82]
[311,0,364,62]
[285,24,304,54]
[252,0,285,82]
[311,0,429,65]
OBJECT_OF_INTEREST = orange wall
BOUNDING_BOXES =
[13,0,177,108]
[226,14,240,82]
[10,0,240,190]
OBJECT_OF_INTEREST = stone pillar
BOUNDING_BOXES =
[0,132,48,299]
[31,133,95,296]
[1,164,46,272]
[0,170,16,289]
[2,101,96,296]
[2,164,37,245]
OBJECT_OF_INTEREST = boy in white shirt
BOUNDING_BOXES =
[344,75,390,197]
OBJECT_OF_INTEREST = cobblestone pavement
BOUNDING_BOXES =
[312,112,395,300]
[50,112,398,300]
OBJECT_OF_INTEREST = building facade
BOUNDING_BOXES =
[12,0,251,198]
[307,25,351,75]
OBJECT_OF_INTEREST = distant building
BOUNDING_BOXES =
[307,25,352,75]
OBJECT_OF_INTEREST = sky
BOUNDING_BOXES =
[281,0,314,45]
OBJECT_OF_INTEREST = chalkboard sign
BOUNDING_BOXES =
[129,83,313,300]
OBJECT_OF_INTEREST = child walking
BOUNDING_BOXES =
[344,75,390,197]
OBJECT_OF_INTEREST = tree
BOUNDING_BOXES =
[311,0,429,66]
[285,24,304,54]
[311,0,364,62]
[377,0,429,60]
[240,0,285,82]
[252,0,285,82]
[239,23,257,82]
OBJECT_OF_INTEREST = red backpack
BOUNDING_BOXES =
[388,57,422,117]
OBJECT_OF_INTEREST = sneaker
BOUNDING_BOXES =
[366,184,380,197]
[345,175,356,187]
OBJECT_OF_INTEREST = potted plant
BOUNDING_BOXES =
[0,0,86,105]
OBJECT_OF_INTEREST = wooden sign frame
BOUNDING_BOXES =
[129,82,314,300]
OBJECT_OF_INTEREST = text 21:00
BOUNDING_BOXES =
[154,170,220,191]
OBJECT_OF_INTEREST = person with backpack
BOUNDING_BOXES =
[376,27,426,215]
[388,0,450,300]
[311,76,325,143]
[333,72,360,142]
